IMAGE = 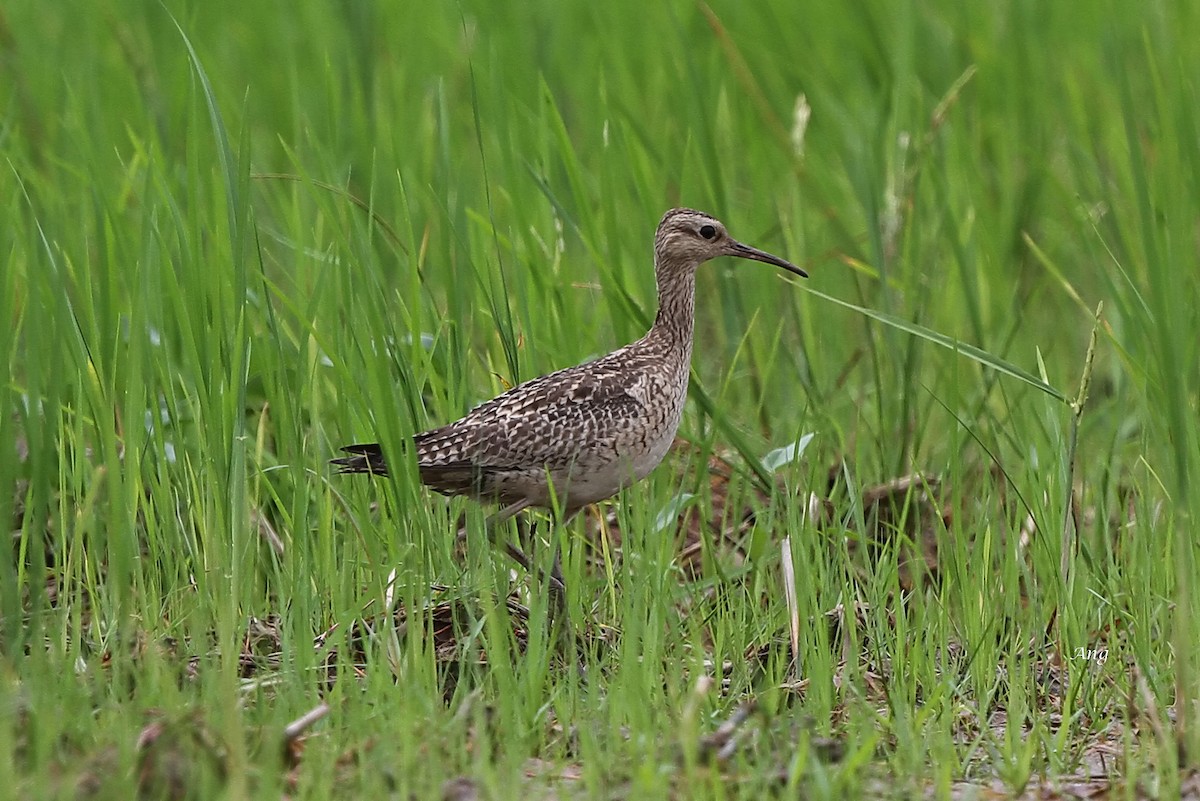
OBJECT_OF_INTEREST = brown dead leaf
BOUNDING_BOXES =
[852,472,948,590]
[315,586,531,696]
[134,710,226,801]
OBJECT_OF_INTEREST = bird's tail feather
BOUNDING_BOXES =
[330,443,388,475]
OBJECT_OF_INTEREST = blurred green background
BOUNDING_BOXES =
[3,0,1198,797]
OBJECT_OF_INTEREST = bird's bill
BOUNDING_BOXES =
[728,240,808,279]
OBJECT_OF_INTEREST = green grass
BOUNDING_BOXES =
[3,0,1198,797]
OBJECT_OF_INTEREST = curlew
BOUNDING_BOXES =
[333,208,806,586]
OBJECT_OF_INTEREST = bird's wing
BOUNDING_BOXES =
[413,357,650,474]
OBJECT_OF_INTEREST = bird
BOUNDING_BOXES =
[333,208,806,584]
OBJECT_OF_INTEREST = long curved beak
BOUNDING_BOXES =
[727,239,808,279]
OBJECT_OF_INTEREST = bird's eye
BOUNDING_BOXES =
[699,224,717,240]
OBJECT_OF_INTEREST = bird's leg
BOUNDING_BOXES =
[549,507,590,659]
[516,512,575,602]
[535,506,589,622]
[549,507,584,594]
[455,499,567,595]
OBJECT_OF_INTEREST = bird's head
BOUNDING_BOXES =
[652,208,807,280]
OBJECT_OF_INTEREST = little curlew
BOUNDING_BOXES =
[333,208,806,584]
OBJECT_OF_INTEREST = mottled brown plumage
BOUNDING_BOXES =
[333,208,805,527]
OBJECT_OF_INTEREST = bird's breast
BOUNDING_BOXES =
[617,364,689,481]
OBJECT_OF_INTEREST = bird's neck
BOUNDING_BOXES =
[645,267,697,360]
